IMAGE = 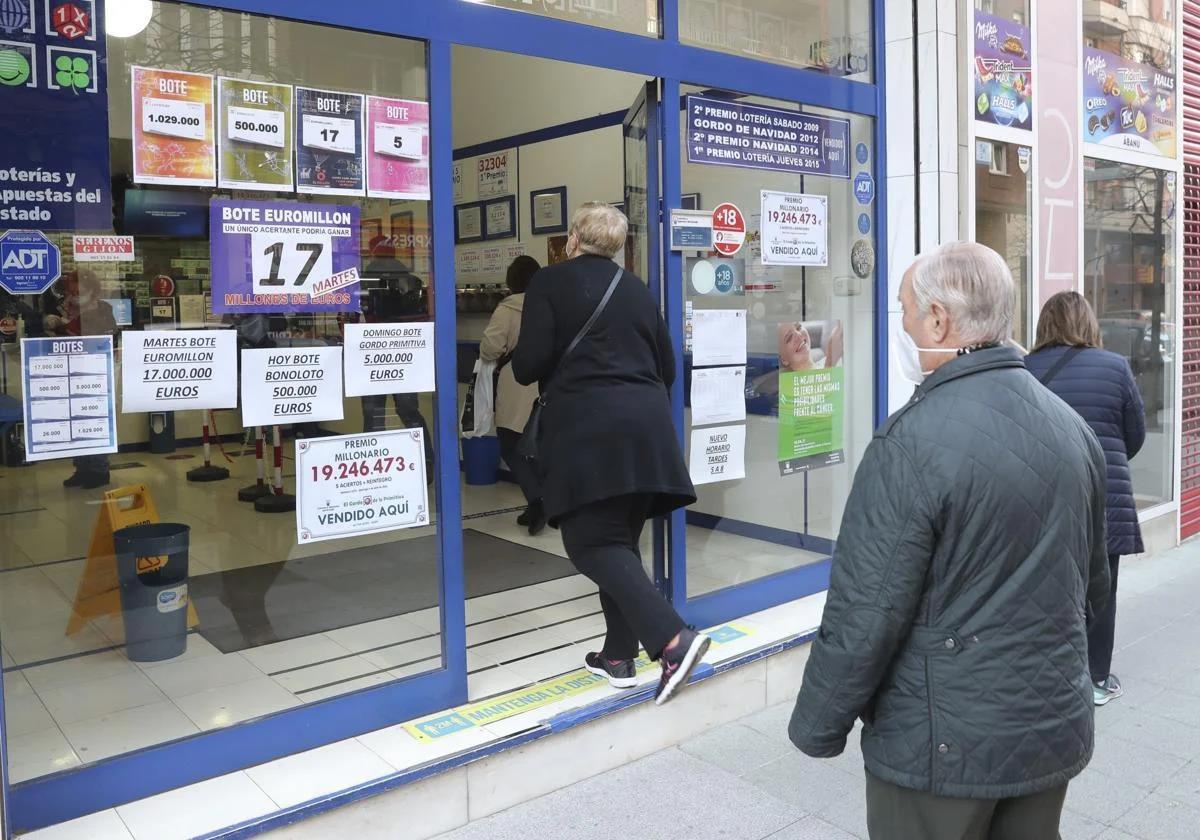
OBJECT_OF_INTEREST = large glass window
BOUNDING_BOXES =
[1083,0,1176,158]
[975,141,1033,348]
[463,0,660,37]
[1084,158,1177,508]
[1,3,440,785]
[679,0,871,81]
[680,87,875,596]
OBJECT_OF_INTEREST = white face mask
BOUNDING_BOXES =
[893,322,958,385]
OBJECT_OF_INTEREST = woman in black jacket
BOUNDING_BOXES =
[1025,292,1146,706]
[512,202,708,706]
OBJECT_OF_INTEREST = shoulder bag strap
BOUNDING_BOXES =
[543,266,623,389]
[1036,346,1083,387]
[563,266,623,359]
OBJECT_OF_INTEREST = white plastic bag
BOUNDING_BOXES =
[460,358,496,438]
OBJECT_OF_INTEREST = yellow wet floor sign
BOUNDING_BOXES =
[67,484,198,637]
[404,623,753,741]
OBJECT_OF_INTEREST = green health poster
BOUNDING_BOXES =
[777,368,844,475]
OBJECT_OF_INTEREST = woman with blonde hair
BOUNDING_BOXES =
[513,202,707,706]
[1025,291,1145,706]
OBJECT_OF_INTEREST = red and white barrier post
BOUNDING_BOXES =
[254,425,295,513]
[237,426,271,501]
[187,411,230,482]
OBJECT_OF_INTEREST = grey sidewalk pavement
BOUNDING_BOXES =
[433,541,1200,840]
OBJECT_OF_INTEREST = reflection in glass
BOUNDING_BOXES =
[462,0,659,37]
[680,0,871,80]
[1083,159,1176,508]
[974,141,1032,348]
[0,3,441,785]
[680,87,875,597]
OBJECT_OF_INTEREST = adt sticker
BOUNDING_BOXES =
[857,213,871,235]
[854,172,875,206]
[856,143,869,165]
[0,229,61,294]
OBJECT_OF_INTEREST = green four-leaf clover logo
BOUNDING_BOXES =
[54,55,90,92]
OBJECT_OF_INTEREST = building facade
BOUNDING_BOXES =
[0,1,1185,837]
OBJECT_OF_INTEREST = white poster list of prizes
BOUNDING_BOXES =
[22,337,117,461]
[296,429,429,545]
[121,330,239,413]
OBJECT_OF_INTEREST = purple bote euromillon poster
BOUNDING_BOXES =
[210,198,361,314]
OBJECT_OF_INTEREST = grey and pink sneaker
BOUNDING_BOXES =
[655,628,710,706]
[585,652,637,689]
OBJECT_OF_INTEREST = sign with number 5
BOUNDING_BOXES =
[210,198,361,313]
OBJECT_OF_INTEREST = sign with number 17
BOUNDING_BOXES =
[209,198,361,314]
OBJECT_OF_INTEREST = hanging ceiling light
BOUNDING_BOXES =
[106,0,153,38]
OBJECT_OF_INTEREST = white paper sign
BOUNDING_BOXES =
[476,150,513,198]
[691,309,747,366]
[691,366,746,426]
[122,330,239,413]
[240,346,345,426]
[374,123,424,161]
[142,96,207,141]
[21,336,117,461]
[760,191,828,266]
[689,424,746,485]
[343,322,435,396]
[296,429,429,544]
[227,105,286,148]
[302,114,357,154]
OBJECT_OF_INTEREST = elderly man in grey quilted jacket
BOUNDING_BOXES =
[790,242,1110,840]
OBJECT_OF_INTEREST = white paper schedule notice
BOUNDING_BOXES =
[20,336,118,462]
[122,330,239,413]
[142,96,207,141]
[689,424,746,486]
[241,346,344,427]
[228,105,286,148]
[343,322,435,396]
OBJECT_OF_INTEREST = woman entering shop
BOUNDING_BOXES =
[480,255,546,534]
[513,202,709,706]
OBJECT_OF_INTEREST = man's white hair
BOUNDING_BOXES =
[910,241,1015,345]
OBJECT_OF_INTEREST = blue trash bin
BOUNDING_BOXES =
[113,523,190,662]
[462,435,500,485]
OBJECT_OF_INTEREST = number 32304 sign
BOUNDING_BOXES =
[210,198,362,314]
[296,429,429,544]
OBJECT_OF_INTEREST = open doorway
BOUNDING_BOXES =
[445,48,659,700]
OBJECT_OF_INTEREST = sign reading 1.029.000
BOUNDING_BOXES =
[209,198,361,313]
[296,430,429,544]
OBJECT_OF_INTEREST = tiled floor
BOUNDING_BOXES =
[1,444,828,785]
[16,594,828,840]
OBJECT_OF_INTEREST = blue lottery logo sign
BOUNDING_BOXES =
[0,229,60,293]
[854,172,875,206]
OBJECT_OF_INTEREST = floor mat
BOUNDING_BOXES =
[189,530,572,654]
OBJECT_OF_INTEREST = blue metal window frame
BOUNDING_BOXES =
[3,1,888,833]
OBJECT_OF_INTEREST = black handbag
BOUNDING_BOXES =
[517,266,623,462]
